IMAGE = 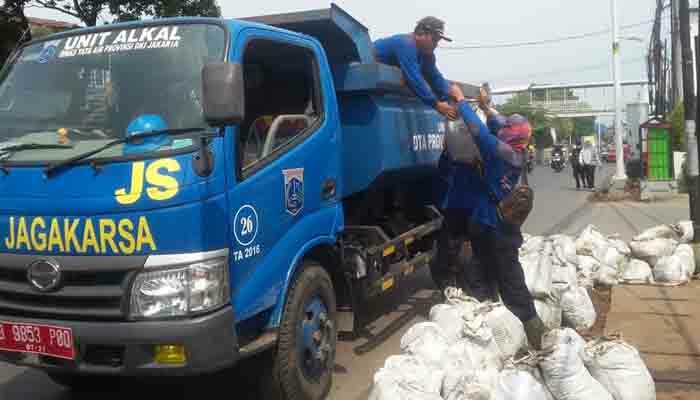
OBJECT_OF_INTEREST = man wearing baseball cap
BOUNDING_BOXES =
[374,16,457,120]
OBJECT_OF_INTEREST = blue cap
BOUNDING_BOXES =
[124,114,170,155]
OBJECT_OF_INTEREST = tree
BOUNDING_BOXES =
[496,92,554,149]
[27,0,221,27]
[670,102,685,151]
[0,0,31,66]
[573,116,595,139]
[154,0,220,17]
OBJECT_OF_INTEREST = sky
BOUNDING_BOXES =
[27,0,665,114]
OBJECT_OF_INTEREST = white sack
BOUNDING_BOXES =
[430,297,480,344]
[494,365,554,400]
[601,247,626,270]
[445,382,495,400]
[442,339,502,400]
[634,224,679,242]
[540,329,613,400]
[485,304,528,361]
[583,338,656,400]
[369,355,445,400]
[607,235,632,256]
[534,298,562,331]
[575,225,609,256]
[522,241,554,299]
[675,220,694,243]
[629,238,678,264]
[399,322,449,368]
[653,255,689,284]
[521,235,545,255]
[576,255,598,288]
[621,259,653,283]
[595,264,620,287]
[552,263,578,287]
[561,287,596,331]
[552,235,578,265]
[675,244,696,278]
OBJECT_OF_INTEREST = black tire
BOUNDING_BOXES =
[263,260,337,400]
[47,373,124,392]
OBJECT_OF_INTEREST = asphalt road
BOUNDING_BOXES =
[0,163,598,400]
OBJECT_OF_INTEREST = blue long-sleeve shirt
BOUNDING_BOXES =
[373,34,450,107]
[438,101,524,231]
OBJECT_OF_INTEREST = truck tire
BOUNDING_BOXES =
[264,260,337,400]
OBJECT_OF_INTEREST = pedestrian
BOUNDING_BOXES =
[570,141,584,189]
[374,16,457,120]
[448,83,547,349]
[579,141,600,189]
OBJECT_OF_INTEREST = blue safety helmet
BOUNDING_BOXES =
[123,114,170,155]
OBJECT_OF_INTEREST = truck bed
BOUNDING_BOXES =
[241,4,480,198]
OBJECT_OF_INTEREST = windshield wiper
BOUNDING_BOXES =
[45,127,211,177]
[0,143,73,159]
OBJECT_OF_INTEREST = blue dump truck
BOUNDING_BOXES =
[0,4,479,398]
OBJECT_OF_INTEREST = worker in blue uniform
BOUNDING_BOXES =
[374,16,457,120]
[446,83,548,350]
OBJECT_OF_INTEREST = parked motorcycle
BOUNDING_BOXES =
[551,153,565,172]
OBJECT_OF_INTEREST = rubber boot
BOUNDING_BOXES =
[524,315,548,351]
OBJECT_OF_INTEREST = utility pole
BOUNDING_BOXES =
[680,0,699,241]
[611,0,627,181]
[672,0,684,108]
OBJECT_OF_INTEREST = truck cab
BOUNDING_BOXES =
[0,5,476,398]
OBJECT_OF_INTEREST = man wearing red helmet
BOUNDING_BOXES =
[447,84,548,350]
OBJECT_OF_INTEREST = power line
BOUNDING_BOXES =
[485,56,647,84]
[441,19,658,50]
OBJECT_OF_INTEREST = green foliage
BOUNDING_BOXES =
[573,116,595,138]
[670,102,685,151]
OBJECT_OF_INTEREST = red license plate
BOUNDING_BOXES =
[0,321,75,360]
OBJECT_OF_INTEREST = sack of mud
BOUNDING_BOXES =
[675,244,696,279]
[674,220,694,243]
[576,255,599,288]
[621,259,653,284]
[540,329,613,400]
[629,238,678,266]
[583,336,656,400]
[370,355,445,400]
[534,298,563,331]
[552,234,579,265]
[400,322,449,368]
[561,286,596,332]
[430,296,481,344]
[493,358,555,400]
[594,264,620,287]
[654,254,690,285]
[522,241,554,299]
[634,224,680,242]
[575,225,609,256]
[442,337,502,399]
[485,303,528,361]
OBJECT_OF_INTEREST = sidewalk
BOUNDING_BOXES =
[606,283,700,400]
[555,195,698,399]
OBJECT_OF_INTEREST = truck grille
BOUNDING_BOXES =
[0,256,144,321]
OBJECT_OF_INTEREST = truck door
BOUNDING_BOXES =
[226,30,341,321]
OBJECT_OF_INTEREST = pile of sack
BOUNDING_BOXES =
[369,289,656,400]
[520,220,696,296]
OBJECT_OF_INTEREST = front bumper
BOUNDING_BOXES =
[0,306,238,376]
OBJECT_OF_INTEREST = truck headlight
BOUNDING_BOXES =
[129,257,230,319]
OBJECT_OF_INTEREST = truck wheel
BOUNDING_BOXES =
[47,373,121,392]
[264,260,337,400]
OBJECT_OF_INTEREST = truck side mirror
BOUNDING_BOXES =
[202,62,245,127]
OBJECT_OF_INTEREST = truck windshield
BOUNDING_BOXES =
[0,23,225,164]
